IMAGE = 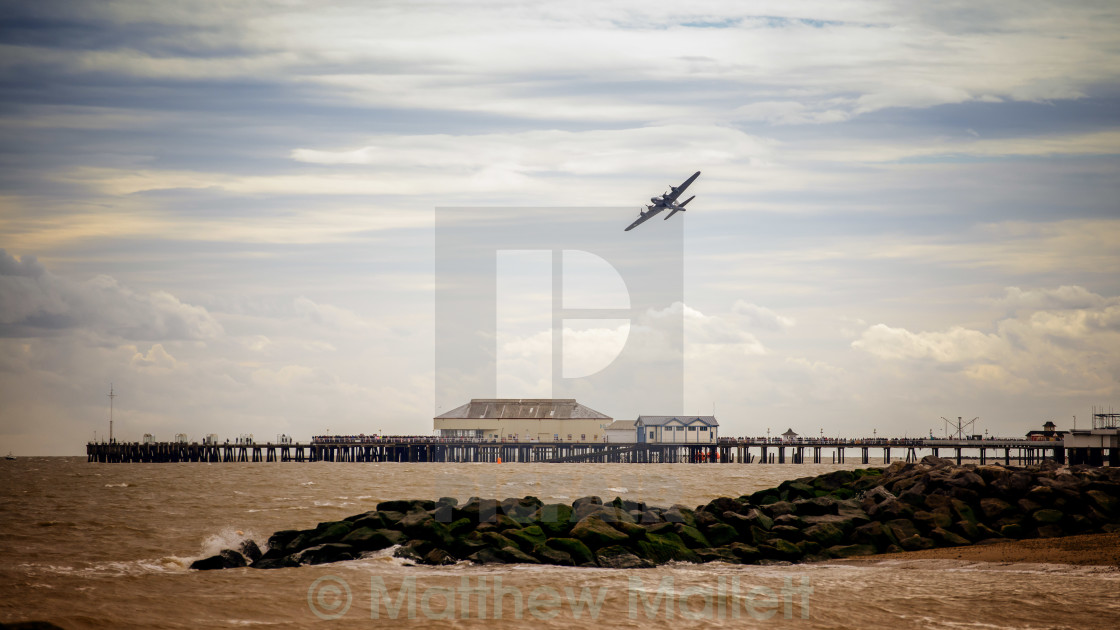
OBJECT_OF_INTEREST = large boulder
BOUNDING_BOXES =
[704,523,739,546]
[341,527,405,551]
[530,504,575,536]
[504,525,547,551]
[377,511,406,528]
[1086,490,1118,516]
[597,545,652,569]
[920,455,954,468]
[1025,485,1056,507]
[351,513,390,530]
[532,543,574,566]
[612,520,651,542]
[309,521,353,547]
[250,556,299,570]
[636,532,699,564]
[663,505,697,527]
[467,548,507,564]
[912,510,953,532]
[727,542,760,563]
[572,496,604,520]
[770,525,803,541]
[929,528,970,547]
[883,519,921,543]
[266,530,301,551]
[1031,509,1064,525]
[762,501,796,518]
[779,480,817,501]
[773,513,805,528]
[802,522,845,547]
[422,549,457,566]
[295,544,355,566]
[758,538,801,561]
[703,496,747,515]
[481,513,523,530]
[571,515,630,549]
[723,509,772,536]
[479,531,519,551]
[584,505,636,524]
[980,498,1015,520]
[674,524,711,549]
[546,538,595,566]
[812,469,855,492]
[190,549,247,571]
[852,521,894,549]
[376,499,415,513]
[455,499,500,524]
[1000,523,1025,539]
[239,540,262,563]
[500,547,541,564]
[377,499,434,513]
[950,498,978,524]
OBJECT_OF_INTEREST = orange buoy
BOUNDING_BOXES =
[497,456,502,464]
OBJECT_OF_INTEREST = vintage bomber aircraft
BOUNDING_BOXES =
[624,170,700,231]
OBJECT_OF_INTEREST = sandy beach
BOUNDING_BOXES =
[843,531,1120,567]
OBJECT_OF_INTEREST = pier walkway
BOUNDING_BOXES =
[86,437,1075,465]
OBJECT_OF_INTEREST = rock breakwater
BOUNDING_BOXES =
[190,457,1120,570]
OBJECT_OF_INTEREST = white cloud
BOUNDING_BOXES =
[853,324,1001,362]
[649,301,767,355]
[0,249,222,341]
[294,296,372,332]
[291,125,775,177]
[130,343,178,370]
[996,285,1107,312]
[732,300,796,329]
[852,287,1120,396]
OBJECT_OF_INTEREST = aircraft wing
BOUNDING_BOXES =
[664,171,701,203]
[624,206,664,231]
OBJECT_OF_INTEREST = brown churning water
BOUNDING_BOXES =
[1,458,1116,629]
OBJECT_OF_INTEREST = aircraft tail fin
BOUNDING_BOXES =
[663,196,694,221]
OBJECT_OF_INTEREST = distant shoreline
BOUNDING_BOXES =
[838,531,1120,567]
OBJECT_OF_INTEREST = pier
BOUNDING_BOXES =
[86,437,1075,465]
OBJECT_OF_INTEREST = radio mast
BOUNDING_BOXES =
[108,384,117,443]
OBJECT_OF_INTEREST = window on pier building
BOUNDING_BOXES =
[688,426,697,431]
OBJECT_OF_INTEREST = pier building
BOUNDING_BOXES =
[433,398,612,443]
[635,415,718,443]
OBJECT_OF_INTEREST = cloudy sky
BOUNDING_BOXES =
[2,1,1119,454]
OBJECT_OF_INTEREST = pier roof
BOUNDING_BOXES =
[435,398,611,420]
[636,415,719,427]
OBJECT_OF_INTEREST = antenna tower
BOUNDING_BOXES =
[940,416,978,440]
[108,384,117,444]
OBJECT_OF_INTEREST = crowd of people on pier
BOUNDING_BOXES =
[311,435,498,444]
[309,434,1024,445]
